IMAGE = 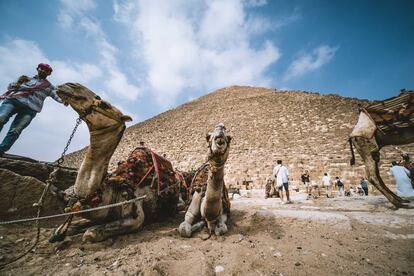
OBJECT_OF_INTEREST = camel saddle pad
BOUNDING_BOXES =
[108,147,179,197]
[189,164,231,214]
[365,91,414,134]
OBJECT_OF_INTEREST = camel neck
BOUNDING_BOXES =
[74,123,125,197]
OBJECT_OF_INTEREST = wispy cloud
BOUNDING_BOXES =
[284,45,338,81]
[113,0,281,107]
[58,0,141,101]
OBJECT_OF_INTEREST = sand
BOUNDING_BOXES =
[1,190,413,276]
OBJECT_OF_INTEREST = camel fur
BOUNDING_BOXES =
[50,83,187,243]
[179,123,232,238]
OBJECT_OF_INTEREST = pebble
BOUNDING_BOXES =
[273,251,282,257]
[215,265,225,273]
[321,253,327,257]
[295,262,301,266]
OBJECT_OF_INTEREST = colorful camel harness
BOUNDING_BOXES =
[64,147,186,213]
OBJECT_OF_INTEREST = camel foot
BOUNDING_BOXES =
[178,222,192,238]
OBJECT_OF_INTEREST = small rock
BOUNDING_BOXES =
[15,238,25,243]
[296,246,302,250]
[295,262,301,266]
[215,265,225,273]
[273,252,282,257]
[65,263,71,267]
[321,253,327,257]
[180,245,191,249]
[109,260,120,269]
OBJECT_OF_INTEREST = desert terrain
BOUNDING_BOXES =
[1,190,413,276]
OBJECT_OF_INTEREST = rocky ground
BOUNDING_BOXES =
[1,190,413,276]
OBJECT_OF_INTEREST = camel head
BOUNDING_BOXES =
[56,83,132,129]
[206,123,232,166]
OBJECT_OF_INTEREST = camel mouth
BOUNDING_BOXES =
[215,137,226,147]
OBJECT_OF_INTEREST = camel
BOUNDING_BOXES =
[349,90,414,208]
[50,83,188,243]
[179,123,231,238]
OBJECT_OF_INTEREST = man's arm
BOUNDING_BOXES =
[49,86,66,105]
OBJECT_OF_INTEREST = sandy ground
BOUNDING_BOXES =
[1,190,413,276]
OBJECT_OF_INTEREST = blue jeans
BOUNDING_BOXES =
[0,99,37,153]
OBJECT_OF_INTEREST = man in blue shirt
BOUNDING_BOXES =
[0,63,66,156]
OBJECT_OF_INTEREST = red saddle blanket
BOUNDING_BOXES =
[108,147,179,197]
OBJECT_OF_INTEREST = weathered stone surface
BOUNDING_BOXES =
[0,169,63,219]
[62,86,414,193]
[0,155,77,190]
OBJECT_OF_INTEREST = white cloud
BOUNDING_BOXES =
[244,0,267,7]
[113,0,280,107]
[58,0,141,101]
[284,45,338,81]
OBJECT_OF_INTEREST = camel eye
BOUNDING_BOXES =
[95,95,101,100]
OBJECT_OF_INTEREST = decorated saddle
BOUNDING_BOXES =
[64,147,183,213]
[108,147,180,198]
[365,90,414,135]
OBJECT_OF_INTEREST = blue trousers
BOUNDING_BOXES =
[0,99,37,153]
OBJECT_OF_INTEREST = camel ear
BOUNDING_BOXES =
[206,134,211,142]
[121,115,132,122]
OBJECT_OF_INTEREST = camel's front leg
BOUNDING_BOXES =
[352,137,408,208]
[82,201,145,243]
[214,212,228,236]
[179,191,204,238]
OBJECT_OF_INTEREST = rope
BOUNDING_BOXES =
[0,195,147,225]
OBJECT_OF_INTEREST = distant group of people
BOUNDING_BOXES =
[265,153,414,202]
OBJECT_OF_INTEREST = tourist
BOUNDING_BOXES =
[400,153,414,188]
[360,177,369,195]
[301,170,311,200]
[322,173,332,198]
[0,63,66,155]
[334,176,344,197]
[389,161,414,197]
[273,160,291,203]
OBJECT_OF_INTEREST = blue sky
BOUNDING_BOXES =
[0,0,413,161]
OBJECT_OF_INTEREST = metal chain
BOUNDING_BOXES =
[57,117,82,165]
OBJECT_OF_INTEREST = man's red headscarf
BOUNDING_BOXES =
[37,63,53,73]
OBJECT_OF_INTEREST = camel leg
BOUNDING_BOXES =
[214,212,228,236]
[82,202,145,243]
[65,218,98,236]
[353,138,408,208]
[178,191,203,238]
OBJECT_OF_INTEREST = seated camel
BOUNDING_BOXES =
[50,83,188,243]
[179,123,232,238]
[349,90,414,208]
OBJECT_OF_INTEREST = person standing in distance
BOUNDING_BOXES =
[273,160,291,203]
